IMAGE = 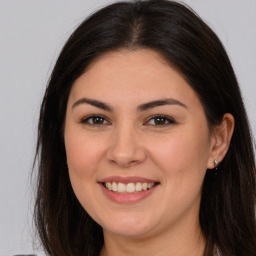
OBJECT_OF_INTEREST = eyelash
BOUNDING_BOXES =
[144,115,176,126]
[80,114,176,127]
[80,115,110,125]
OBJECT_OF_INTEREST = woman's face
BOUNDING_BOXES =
[64,49,216,239]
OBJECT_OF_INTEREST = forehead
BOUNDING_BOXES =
[69,49,201,110]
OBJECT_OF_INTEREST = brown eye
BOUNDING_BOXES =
[146,115,175,126]
[81,115,109,125]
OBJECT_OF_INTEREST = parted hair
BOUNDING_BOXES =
[34,1,256,255]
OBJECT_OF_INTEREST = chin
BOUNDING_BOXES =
[103,225,153,238]
[99,213,156,238]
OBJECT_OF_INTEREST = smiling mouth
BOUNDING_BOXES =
[103,182,159,194]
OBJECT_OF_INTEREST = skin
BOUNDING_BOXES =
[64,49,234,256]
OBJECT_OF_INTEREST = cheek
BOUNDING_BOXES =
[149,126,211,178]
[64,130,106,206]
[65,131,105,175]
[65,132,104,213]
[149,127,211,213]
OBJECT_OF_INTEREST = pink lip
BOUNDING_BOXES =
[98,176,158,184]
[98,177,160,204]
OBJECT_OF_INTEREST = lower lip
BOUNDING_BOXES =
[100,184,158,204]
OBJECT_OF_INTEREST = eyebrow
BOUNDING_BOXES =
[72,98,113,111]
[72,97,187,111]
[137,98,187,111]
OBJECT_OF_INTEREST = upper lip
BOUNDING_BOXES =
[98,176,159,184]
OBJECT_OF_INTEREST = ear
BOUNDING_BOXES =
[207,113,235,169]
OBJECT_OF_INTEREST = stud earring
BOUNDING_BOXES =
[214,159,218,169]
[213,159,218,176]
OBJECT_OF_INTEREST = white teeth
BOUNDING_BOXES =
[112,182,118,192]
[126,183,135,193]
[117,183,126,193]
[142,183,148,191]
[104,181,156,193]
[106,182,112,190]
[148,183,154,189]
[135,182,143,192]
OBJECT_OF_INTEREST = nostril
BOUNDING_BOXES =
[106,146,147,167]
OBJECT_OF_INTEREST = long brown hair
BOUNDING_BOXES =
[34,1,256,255]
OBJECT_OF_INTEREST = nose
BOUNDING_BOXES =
[106,124,147,168]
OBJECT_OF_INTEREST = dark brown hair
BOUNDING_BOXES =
[34,1,256,255]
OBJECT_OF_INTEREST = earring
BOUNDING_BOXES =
[214,159,218,169]
[213,160,219,176]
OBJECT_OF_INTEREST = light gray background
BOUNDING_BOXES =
[0,0,255,255]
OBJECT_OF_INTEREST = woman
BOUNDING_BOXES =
[34,0,256,255]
